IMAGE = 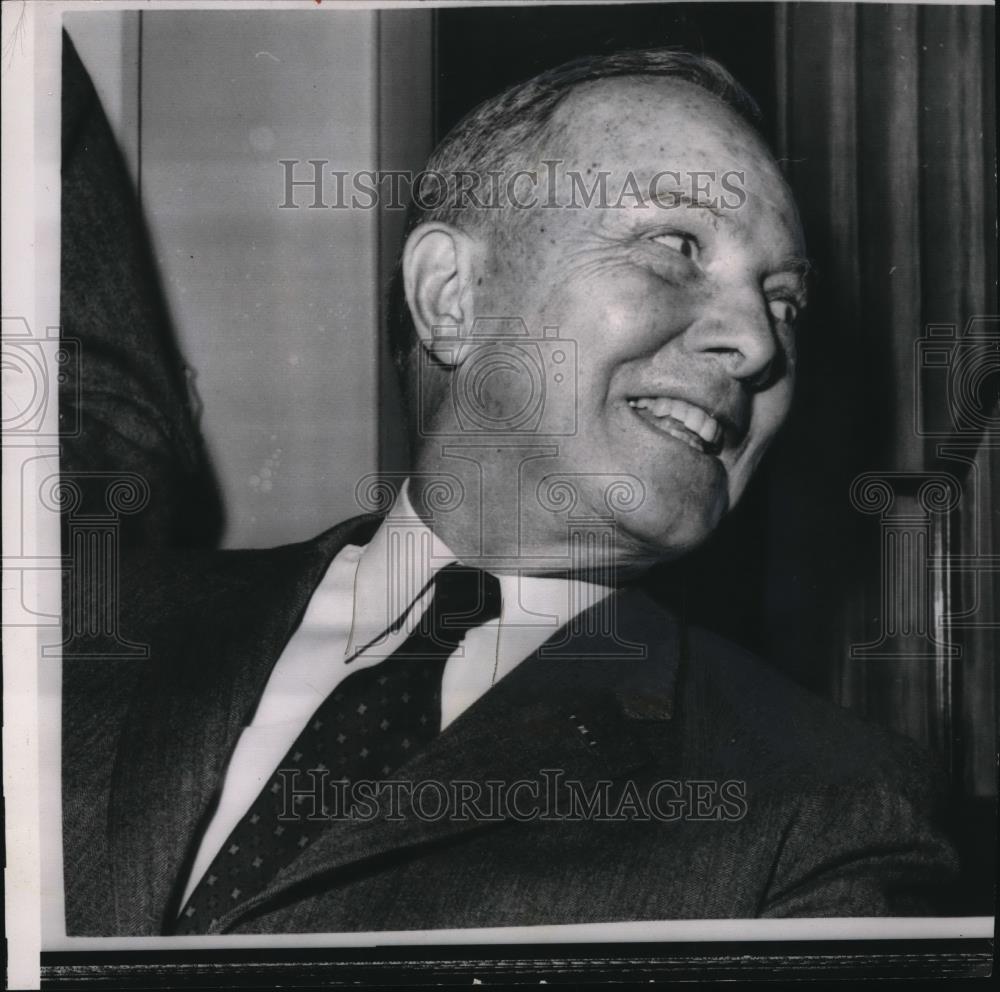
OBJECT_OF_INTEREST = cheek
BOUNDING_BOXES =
[552,271,692,373]
[747,392,792,456]
[476,364,535,421]
[728,385,793,494]
[766,374,795,432]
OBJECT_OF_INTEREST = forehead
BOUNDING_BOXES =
[554,76,766,170]
[548,76,803,249]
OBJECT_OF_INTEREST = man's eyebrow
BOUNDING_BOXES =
[770,256,813,299]
[775,255,813,278]
[639,189,727,218]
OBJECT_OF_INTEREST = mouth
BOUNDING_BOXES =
[626,396,725,456]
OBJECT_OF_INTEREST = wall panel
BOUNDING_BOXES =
[140,11,380,548]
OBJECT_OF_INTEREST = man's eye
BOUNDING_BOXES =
[767,299,799,325]
[651,232,699,261]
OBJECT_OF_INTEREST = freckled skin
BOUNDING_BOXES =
[414,77,806,574]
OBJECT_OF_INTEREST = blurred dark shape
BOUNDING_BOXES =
[60,32,223,548]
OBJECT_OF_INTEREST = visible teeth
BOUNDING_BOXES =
[628,397,722,446]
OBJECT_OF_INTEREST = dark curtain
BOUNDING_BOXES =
[772,0,996,789]
[772,2,996,910]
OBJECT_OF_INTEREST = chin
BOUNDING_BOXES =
[617,500,726,569]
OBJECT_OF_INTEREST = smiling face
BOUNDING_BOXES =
[450,77,807,570]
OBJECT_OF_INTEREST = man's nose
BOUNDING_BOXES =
[684,288,778,388]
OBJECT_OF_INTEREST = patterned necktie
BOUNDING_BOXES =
[172,562,502,934]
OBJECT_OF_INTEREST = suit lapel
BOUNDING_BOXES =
[107,515,382,933]
[216,584,682,933]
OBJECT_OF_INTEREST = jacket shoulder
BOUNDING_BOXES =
[66,514,382,655]
[679,626,945,798]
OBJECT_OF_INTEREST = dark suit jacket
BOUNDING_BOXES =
[61,32,222,549]
[63,514,959,935]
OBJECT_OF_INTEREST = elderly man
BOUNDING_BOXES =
[63,49,957,936]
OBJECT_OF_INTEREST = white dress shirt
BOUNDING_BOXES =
[180,483,611,906]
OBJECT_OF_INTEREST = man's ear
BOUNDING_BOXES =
[402,222,480,367]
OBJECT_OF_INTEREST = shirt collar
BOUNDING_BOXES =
[345,480,614,659]
[344,481,455,657]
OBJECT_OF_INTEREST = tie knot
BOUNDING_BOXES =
[430,562,502,637]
